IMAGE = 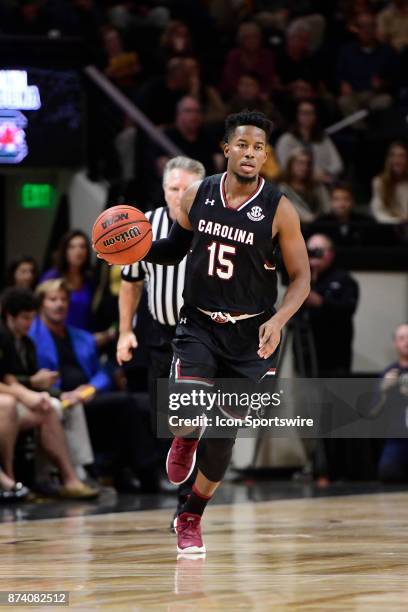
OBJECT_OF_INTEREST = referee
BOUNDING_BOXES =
[117,156,205,501]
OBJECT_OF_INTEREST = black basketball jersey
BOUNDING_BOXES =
[183,172,282,314]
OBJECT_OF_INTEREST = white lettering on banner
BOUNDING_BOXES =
[0,71,41,110]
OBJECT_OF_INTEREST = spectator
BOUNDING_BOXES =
[337,12,397,118]
[40,230,116,347]
[312,182,377,245]
[6,256,38,291]
[275,20,322,89]
[30,279,159,493]
[158,20,194,65]
[276,100,344,182]
[304,233,359,375]
[228,72,277,118]
[0,287,95,482]
[183,57,226,122]
[102,26,141,97]
[377,0,408,52]
[286,79,340,127]
[279,148,331,222]
[136,57,191,126]
[40,230,94,332]
[0,351,98,499]
[160,96,224,175]
[378,323,408,482]
[301,234,359,486]
[220,21,276,98]
[370,141,408,223]
[0,395,30,500]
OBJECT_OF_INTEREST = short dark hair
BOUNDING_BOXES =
[330,182,354,198]
[224,110,273,142]
[6,255,38,288]
[1,287,38,321]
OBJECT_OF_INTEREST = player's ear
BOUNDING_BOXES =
[263,143,269,163]
[223,142,229,159]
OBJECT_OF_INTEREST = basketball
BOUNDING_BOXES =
[92,205,152,265]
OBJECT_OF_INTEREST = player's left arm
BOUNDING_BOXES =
[258,196,310,359]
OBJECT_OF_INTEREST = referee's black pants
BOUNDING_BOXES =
[146,321,176,461]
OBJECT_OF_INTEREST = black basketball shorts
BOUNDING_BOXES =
[167,305,279,422]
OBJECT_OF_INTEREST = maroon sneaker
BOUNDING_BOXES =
[175,512,206,554]
[166,437,199,485]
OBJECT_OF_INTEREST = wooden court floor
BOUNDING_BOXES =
[0,492,408,610]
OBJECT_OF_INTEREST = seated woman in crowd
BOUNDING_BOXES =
[220,21,277,99]
[102,26,141,99]
[40,231,116,349]
[279,147,331,222]
[6,256,39,291]
[40,230,94,331]
[183,57,226,122]
[370,141,408,224]
[276,99,343,183]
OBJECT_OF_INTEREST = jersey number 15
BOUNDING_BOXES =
[207,241,236,280]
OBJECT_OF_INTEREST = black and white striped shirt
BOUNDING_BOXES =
[121,207,186,327]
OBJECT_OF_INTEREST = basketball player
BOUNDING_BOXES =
[131,111,310,553]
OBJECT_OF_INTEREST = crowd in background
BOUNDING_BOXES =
[1,0,408,500]
[2,0,408,226]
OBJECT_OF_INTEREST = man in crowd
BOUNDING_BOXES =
[0,289,97,500]
[304,233,359,376]
[160,97,224,175]
[311,183,377,247]
[299,234,359,485]
[0,287,95,484]
[378,323,408,481]
[30,279,158,493]
[337,12,397,119]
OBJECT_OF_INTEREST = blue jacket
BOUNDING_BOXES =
[29,317,112,392]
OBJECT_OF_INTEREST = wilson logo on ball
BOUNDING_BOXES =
[92,204,152,265]
[101,213,129,230]
[102,226,141,247]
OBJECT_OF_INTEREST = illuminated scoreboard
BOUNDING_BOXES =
[0,68,83,167]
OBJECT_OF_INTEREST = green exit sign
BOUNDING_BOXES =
[21,183,55,209]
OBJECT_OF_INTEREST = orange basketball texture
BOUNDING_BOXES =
[92,205,152,265]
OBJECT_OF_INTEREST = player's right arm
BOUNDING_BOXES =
[143,181,201,265]
[117,279,143,365]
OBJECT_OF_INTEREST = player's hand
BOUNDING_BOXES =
[117,331,138,365]
[380,368,400,392]
[258,316,281,359]
[30,369,59,390]
[95,253,113,266]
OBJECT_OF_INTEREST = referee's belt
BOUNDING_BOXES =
[197,308,263,324]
